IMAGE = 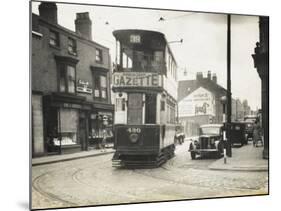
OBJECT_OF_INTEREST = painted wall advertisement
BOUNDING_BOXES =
[178,87,215,117]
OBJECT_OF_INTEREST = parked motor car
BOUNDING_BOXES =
[244,115,258,141]
[188,124,224,159]
[230,122,247,146]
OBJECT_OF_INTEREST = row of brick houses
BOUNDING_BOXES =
[31,3,114,157]
[178,71,252,137]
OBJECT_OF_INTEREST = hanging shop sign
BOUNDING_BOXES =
[178,87,215,117]
[76,79,92,94]
[113,72,160,88]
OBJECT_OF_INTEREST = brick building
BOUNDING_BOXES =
[178,71,252,137]
[31,3,114,157]
[178,71,227,137]
[252,16,269,159]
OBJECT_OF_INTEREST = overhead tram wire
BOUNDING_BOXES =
[158,12,198,22]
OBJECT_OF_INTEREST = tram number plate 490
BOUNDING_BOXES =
[127,128,141,133]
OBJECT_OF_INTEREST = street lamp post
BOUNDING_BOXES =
[226,14,232,157]
[220,96,227,163]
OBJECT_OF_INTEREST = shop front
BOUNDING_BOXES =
[43,93,91,154]
[88,103,114,149]
[43,93,114,154]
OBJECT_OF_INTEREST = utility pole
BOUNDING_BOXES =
[226,14,232,157]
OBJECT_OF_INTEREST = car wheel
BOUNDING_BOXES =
[191,152,196,160]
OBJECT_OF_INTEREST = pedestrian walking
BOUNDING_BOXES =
[253,120,262,147]
[101,129,107,152]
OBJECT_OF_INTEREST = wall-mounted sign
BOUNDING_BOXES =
[76,79,92,94]
[178,87,215,117]
[113,72,160,88]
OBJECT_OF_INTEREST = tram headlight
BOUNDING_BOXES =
[129,133,139,143]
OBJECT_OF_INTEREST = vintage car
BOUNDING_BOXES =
[230,122,247,146]
[244,115,258,140]
[188,124,224,159]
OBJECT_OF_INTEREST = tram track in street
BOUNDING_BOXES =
[32,171,77,207]
[131,164,262,192]
[32,152,267,209]
[32,157,111,207]
[70,160,139,201]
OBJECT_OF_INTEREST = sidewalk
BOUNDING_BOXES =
[32,146,115,166]
[208,142,268,172]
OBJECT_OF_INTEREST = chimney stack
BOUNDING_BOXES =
[212,73,217,84]
[75,12,92,40]
[39,2,58,24]
[196,72,203,80]
[207,70,211,80]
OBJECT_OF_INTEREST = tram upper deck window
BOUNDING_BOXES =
[122,47,133,70]
[132,50,163,72]
[117,41,164,72]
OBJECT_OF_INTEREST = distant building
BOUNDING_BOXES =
[31,3,114,157]
[242,100,251,117]
[178,71,227,136]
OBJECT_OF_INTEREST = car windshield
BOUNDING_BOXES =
[200,127,220,135]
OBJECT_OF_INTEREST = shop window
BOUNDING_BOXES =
[95,48,103,63]
[89,113,113,139]
[59,64,76,94]
[93,74,107,100]
[57,108,78,145]
[49,30,59,47]
[68,37,77,55]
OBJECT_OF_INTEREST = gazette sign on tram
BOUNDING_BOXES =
[113,72,161,88]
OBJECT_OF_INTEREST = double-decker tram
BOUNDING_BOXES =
[111,29,178,168]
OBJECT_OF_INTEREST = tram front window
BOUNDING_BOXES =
[127,93,143,125]
[145,94,156,124]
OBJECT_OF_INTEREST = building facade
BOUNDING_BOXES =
[232,98,250,122]
[178,71,252,137]
[252,16,269,159]
[31,3,114,157]
[178,71,227,137]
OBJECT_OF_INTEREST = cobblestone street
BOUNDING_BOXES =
[31,142,268,210]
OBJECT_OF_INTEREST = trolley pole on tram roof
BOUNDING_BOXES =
[226,14,232,157]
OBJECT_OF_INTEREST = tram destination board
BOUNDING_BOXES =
[113,72,161,88]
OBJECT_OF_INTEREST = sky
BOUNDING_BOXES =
[32,1,261,109]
